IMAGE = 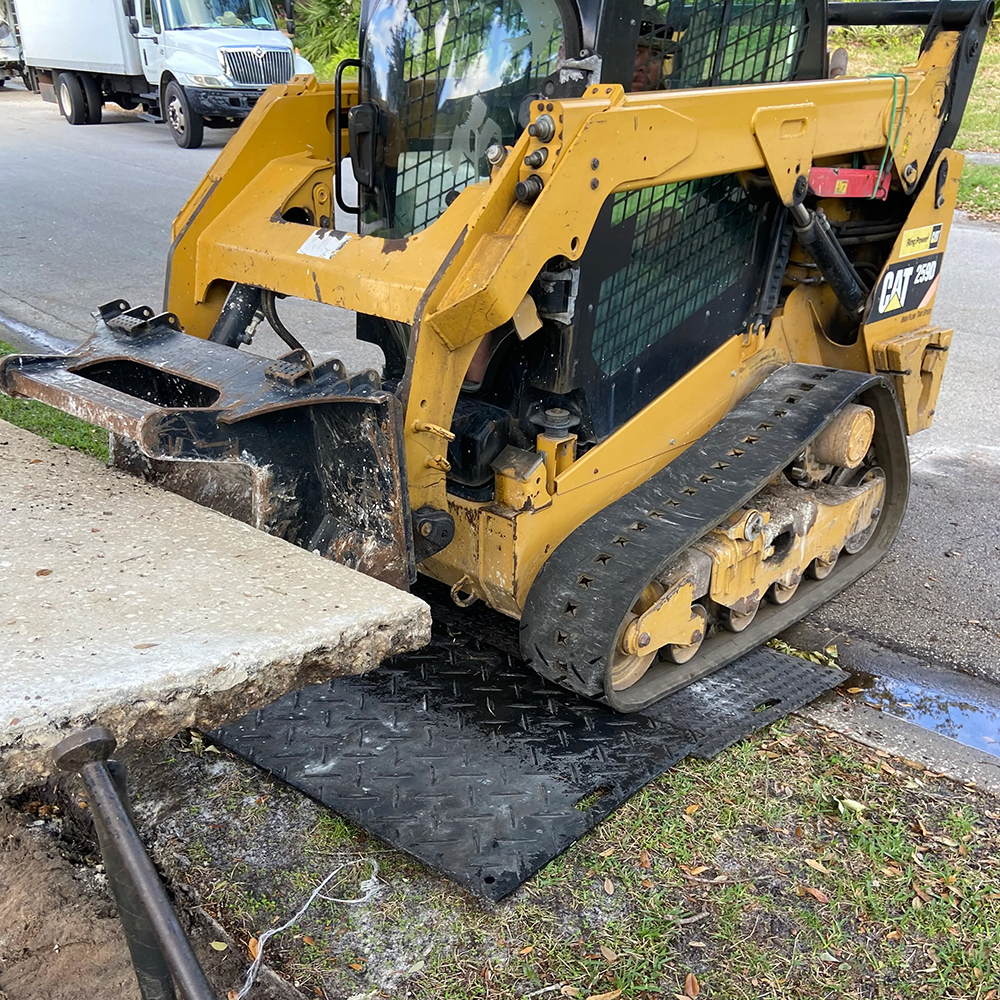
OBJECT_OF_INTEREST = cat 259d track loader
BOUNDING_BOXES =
[2,0,992,710]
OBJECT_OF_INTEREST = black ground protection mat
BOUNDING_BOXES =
[211,601,845,900]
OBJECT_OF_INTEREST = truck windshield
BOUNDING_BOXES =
[161,0,279,29]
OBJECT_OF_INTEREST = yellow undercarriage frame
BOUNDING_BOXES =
[166,32,964,616]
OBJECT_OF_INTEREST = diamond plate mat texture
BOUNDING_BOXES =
[212,590,844,900]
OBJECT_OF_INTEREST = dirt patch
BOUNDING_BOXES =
[0,790,301,1000]
[0,803,135,1000]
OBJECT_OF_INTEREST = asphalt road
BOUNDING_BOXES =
[0,81,374,368]
[2,80,998,686]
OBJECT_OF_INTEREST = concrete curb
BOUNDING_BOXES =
[1,420,432,795]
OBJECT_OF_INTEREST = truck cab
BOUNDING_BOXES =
[131,0,313,147]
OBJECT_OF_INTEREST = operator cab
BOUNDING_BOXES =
[347,0,828,496]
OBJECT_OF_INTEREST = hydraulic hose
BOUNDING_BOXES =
[790,204,869,317]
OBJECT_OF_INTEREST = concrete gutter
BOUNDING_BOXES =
[0,420,432,795]
[784,623,1000,796]
[798,697,1000,797]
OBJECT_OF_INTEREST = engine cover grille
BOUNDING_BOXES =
[219,46,293,86]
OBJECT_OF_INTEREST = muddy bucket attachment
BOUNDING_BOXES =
[0,301,414,590]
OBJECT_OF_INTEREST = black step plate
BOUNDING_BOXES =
[211,605,844,901]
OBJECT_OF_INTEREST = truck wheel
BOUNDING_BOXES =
[164,80,203,149]
[57,72,87,125]
[79,73,103,125]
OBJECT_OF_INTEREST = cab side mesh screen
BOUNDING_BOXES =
[637,0,808,90]
[593,0,807,376]
[592,176,760,375]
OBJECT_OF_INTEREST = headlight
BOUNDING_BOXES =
[188,74,226,88]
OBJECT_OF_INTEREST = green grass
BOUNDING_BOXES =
[0,338,108,460]
[957,163,1000,220]
[129,721,1000,1000]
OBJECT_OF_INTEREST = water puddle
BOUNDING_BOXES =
[845,670,1000,759]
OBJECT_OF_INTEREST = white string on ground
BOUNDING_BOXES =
[234,857,381,1000]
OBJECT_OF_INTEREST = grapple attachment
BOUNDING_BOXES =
[0,301,414,590]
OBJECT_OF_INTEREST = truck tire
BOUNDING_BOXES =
[164,80,203,149]
[57,72,87,125]
[79,73,103,125]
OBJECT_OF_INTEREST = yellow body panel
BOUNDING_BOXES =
[164,35,965,618]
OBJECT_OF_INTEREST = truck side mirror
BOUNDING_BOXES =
[128,15,140,35]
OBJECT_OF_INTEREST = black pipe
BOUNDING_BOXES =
[98,760,177,1000]
[791,204,869,317]
[260,288,309,356]
[828,1,981,27]
[53,729,217,1000]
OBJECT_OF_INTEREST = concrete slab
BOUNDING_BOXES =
[0,420,431,795]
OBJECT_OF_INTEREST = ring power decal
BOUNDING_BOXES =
[868,253,942,323]
[899,223,943,258]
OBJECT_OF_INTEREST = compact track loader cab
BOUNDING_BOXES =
[2,0,992,709]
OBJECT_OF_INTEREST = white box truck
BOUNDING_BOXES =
[14,0,312,148]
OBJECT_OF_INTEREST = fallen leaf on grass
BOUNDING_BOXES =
[932,835,959,848]
[641,879,654,888]
[604,878,615,895]
[688,941,706,948]
[640,849,651,869]
[599,847,615,858]
[349,962,365,970]
[685,804,701,816]
[599,944,618,964]
[248,937,259,959]
[585,991,622,1000]
[805,858,833,875]
[797,885,830,903]
[836,797,865,817]
[682,865,710,876]
[684,972,701,997]
[519,946,534,955]
[560,988,581,998]
[209,941,228,951]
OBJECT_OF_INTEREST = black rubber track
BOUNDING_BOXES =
[519,363,910,712]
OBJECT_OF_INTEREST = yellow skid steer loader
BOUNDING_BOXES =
[2,0,993,710]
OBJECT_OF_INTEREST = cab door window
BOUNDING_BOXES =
[142,0,162,33]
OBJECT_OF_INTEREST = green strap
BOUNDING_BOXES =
[866,73,910,198]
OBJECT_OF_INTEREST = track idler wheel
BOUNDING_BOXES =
[767,578,800,605]
[662,604,708,664]
[719,601,759,632]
